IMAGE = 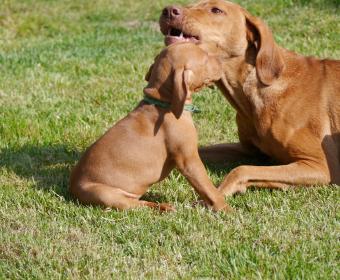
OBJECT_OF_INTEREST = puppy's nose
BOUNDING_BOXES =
[162,6,182,19]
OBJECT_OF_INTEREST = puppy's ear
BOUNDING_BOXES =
[245,12,284,86]
[171,68,192,119]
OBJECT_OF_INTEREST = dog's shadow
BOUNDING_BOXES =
[0,144,79,201]
[320,0,339,8]
[204,154,274,177]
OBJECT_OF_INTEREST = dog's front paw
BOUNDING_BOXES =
[218,204,234,213]
[158,203,176,212]
[219,182,246,197]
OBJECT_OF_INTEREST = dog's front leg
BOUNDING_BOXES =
[174,151,232,212]
[218,161,331,196]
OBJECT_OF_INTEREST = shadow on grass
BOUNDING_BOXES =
[328,0,339,7]
[307,0,339,8]
[0,144,78,201]
[203,155,274,180]
[140,191,169,204]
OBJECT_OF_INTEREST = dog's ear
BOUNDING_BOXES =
[171,68,192,119]
[145,63,154,82]
[245,12,284,86]
[145,55,160,82]
[207,56,222,82]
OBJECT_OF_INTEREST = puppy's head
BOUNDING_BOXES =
[144,43,222,118]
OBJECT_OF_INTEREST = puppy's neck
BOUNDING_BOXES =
[143,87,172,103]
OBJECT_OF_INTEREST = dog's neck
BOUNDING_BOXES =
[217,46,257,116]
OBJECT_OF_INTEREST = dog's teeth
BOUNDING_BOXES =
[168,29,171,35]
[180,32,183,37]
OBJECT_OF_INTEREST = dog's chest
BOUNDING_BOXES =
[242,70,277,135]
[242,70,299,160]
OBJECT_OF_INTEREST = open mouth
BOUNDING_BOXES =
[165,27,200,46]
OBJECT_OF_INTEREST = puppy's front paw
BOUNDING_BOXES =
[192,199,207,208]
[193,200,234,213]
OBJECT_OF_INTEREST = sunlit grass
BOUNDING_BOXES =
[0,0,339,278]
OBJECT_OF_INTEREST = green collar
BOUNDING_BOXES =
[143,95,200,113]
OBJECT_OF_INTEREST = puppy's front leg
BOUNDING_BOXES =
[174,151,232,212]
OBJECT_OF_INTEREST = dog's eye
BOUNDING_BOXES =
[211,7,224,14]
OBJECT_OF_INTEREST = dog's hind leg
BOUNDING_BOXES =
[70,183,175,212]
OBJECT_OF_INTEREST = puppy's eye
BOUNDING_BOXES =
[211,7,224,14]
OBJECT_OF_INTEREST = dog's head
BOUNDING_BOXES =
[159,0,284,85]
[144,43,222,118]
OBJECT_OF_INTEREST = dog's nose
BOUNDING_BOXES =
[162,6,182,19]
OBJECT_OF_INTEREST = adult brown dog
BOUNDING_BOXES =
[70,43,230,212]
[160,0,340,196]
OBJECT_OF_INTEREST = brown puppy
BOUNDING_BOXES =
[70,42,230,212]
[160,0,340,196]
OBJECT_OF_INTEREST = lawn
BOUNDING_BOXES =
[0,0,339,278]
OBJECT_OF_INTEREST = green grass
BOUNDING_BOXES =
[0,0,339,278]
